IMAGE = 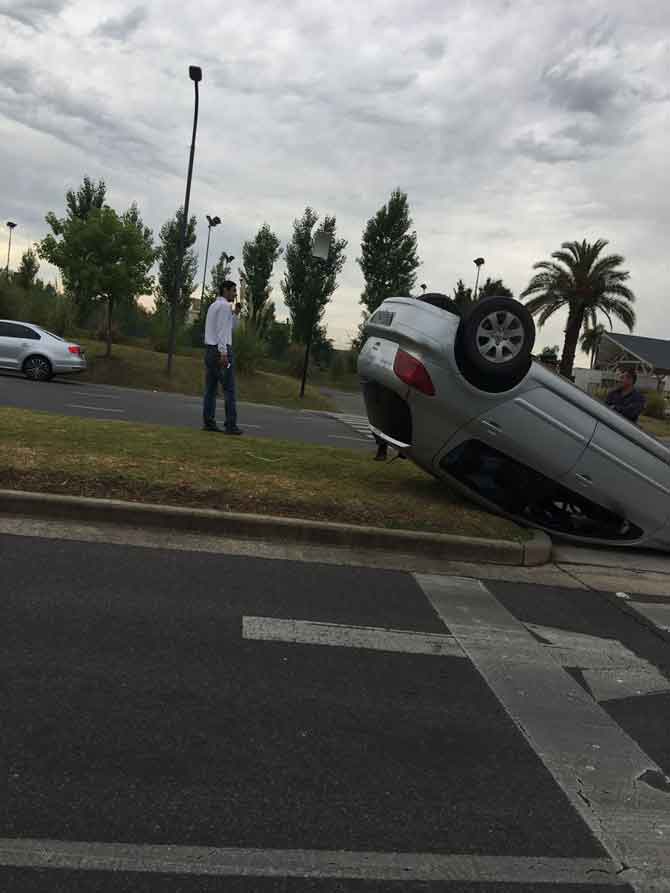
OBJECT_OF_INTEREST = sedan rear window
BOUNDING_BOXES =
[0,322,40,339]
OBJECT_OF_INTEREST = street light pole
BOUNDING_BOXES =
[6,221,17,273]
[299,229,332,399]
[199,214,221,319]
[473,256,485,300]
[167,65,202,376]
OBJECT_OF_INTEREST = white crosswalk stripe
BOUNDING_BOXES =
[329,412,374,440]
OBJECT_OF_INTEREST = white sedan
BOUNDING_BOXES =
[0,319,87,380]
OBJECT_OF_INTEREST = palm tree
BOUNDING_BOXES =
[521,239,635,379]
[580,322,606,369]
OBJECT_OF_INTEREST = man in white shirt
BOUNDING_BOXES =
[202,281,243,434]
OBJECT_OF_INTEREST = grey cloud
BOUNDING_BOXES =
[421,36,447,60]
[93,6,147,40]
[0,58,175,177]
[542,63,621,116]
[514,131,588,164]
[0,0,67,28]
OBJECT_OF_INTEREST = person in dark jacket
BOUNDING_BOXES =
[606,370,645,424]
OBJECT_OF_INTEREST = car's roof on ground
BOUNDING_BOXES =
[601,332,670,374]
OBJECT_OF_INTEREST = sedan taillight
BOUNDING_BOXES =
[68,345,82,356]
[393,349,435,396]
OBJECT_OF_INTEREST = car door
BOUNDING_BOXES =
[0,322,28,369]
[565,422,670,536]
[470,386,598,479]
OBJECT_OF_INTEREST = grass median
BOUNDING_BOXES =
[0,407,525,541]
[77,339,334,411]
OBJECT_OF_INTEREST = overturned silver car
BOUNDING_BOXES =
[358,293,670,549]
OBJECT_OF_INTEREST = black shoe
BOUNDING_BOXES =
[203,424,224,432]
[374,446,388,461]
[224,427,244,436]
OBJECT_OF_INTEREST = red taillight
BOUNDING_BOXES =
[393,349,435,396]
[68,345,81,356]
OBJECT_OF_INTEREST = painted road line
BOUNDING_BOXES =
[243,616,463,657]
[416,574,670,890]
[0,839,624,884]
[76,393,122,399]
[67,404,125,413]
[527,623,670,701]
[630,602,670,632]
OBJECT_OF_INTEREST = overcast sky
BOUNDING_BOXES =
[2,0,669,356]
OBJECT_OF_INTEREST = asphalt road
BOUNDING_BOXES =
[2,529,670,890]
[0,371,370,449]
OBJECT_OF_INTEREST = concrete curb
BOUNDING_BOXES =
[0,489,552,567]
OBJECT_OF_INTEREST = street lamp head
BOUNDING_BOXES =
[189,65,202,83]
[473,257,485,267]
[7,221,17,230]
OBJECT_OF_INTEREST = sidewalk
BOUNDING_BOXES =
[553,543,670,640]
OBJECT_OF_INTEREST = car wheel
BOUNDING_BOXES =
[23,355,53,382]
[460,297,535,382]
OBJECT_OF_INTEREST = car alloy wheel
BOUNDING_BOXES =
[475,309,525,364]
[458,296,536,388]
[24,356,52,381]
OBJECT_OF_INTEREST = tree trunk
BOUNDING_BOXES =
[559,306,584,380]
[105,297,113,358]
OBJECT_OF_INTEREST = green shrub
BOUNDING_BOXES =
[328,352,345,382]
[642,390,667,419]
[232,322,264,375]
[47,295,77,336]
[286,342,307,378]
[266,321,291,360]
[0,276,25,319]
[150,308,188,353]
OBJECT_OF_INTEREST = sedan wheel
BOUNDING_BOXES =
[23,356,53,381]
[475,310,525,364]
[459,296,535,386]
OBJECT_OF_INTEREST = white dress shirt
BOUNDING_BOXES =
[204,297,238,354]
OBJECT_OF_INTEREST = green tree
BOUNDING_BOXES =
[16,249,40,288]
[358,189,420,315]
[209,252,234,297]
[65,176,107,220]
[39,205,155,357]
[43,177,108,320]
[282,207,347,345]
[521,239,635,379]
[241,224,282,333]
[154,208,198,322]
[267,320,291,360]
[580,322,607,369]
[452,279,473,311]
[476,277,513,300]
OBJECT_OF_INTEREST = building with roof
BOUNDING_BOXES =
[574,332,670,396]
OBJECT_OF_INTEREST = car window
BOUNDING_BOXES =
[0,322,40,339]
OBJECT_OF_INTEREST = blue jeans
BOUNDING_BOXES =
[203,346,237,430]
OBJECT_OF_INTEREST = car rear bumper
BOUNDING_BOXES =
[363,380,413,448]
[53,359,87,374]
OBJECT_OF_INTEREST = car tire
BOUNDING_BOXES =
[23,355,53,382]
[459,297,535,384]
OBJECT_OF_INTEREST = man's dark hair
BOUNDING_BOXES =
[623,369,637,385]
[222,280,237,291]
